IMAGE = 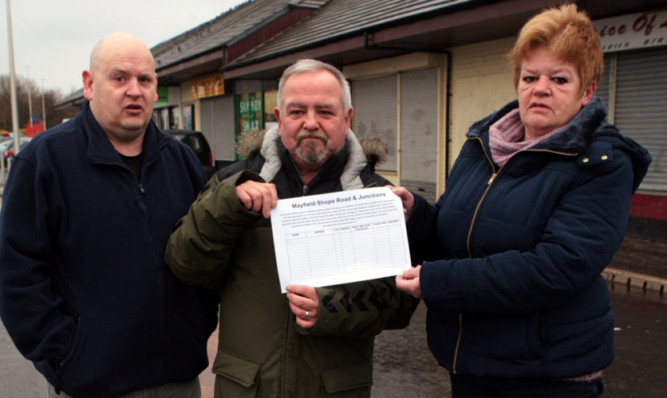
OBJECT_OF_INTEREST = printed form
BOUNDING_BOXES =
[270,187,412,293]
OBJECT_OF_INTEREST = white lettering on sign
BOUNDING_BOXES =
[594,9,667,52]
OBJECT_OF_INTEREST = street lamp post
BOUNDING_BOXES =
[5,0,21,158]
[27,66,33,128]
[42,79,47,130]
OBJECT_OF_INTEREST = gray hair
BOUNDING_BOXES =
[277,59,352,113]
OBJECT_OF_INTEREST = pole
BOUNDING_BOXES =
[27,66,33,128]
[6,0,21,158]
[42,79,47,130]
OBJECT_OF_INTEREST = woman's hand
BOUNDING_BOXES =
[396,265,422,299]
[390,186,415,221]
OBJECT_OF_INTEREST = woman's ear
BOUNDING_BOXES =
[582,81,596,106]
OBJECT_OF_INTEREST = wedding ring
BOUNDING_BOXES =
[305,310,310,319]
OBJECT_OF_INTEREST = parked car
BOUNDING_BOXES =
[1,137,31,167]
[165,129,216,179]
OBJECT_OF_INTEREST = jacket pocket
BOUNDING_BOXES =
[33,314,81,391]
[212,350,260,397]
[57,314,90,395]
[321,362,372,397]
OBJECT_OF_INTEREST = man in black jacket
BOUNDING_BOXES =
[0,32,217,398]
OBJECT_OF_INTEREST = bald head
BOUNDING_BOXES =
[82,32,158,156]
[89,32,155,73]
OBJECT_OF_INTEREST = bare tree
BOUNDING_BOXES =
[0,75,69,133]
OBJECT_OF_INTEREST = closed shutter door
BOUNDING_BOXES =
[213,96,236,161]
[201,96,236,162]
[352,76,398,172]
[597,56,611,105]
[200,99,214,149]
[400,68,438,203]
[614,48,667,191]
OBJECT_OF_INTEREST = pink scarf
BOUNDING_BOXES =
[489,109,562,167]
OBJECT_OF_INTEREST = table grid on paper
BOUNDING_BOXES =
[284,220,406,280]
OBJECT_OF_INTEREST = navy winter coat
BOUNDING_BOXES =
[0,102,218,397]
[407,97,651,379]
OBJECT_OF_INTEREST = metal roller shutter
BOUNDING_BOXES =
[201,96,236,162]
[614,48,667,191]
[400,68,438,203]
[352,76,398,172]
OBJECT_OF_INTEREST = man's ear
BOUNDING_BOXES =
[153,73,158,102]
[344,107,353,133]
[274,107,282,133]
[82,70,94,100]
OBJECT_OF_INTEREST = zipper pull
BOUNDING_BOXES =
[488,173,497,185]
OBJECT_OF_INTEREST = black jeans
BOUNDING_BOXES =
[450,373,604,398]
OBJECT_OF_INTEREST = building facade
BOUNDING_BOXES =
[56,0,667,241]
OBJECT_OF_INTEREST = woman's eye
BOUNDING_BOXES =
[522,76,537,83]
[552,77,568,84]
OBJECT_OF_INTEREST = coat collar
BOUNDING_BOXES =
[466,96,651,192]
[258,126,369,191]
[467,96,609,154]
[80,100,169,166]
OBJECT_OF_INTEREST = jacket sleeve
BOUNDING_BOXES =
[165,170,264,289]
[0,157,76,367]
[420,144,636,315]
[305,277,419,338]
[405,193,444,265]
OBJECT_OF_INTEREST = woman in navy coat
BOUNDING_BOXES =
[393,4,651,397]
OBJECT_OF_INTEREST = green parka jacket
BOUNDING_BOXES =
[165,127,419,397]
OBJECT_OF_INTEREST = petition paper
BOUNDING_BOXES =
[270,187,412,293]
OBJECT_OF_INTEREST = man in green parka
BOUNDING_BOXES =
[165,59,418,397]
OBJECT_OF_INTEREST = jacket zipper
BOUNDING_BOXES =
[452,137,578,373]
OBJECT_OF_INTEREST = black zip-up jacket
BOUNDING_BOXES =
[0,102,218,397]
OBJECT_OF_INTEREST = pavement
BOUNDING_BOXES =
[3,292,665,398]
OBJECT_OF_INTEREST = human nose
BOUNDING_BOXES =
[533,75,551,96]
[303,110,319,130]
[126,78,141,97]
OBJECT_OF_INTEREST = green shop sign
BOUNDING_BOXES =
[155,86,169,106]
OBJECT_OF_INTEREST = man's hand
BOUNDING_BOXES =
[286,285,319,329]
[390,186,414,221]
[236,180,278,218]
[396,265,422,299]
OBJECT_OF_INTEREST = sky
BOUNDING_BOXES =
[0,0,247,95]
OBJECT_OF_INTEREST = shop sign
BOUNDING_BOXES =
[191,74,225,99]
[594,9,667,52]
[155,86,169,106]
[237,92,263,134]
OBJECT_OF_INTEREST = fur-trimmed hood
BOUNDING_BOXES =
[235,126,388,190]
[236,127,388,165]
